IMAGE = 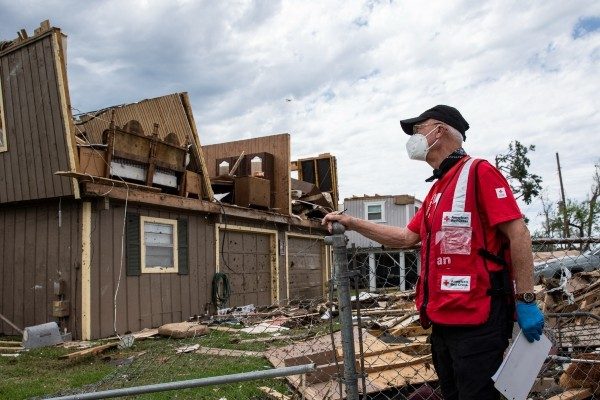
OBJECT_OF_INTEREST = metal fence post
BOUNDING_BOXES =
[325,222,359,400]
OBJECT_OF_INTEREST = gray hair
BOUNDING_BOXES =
[443,123,463,145]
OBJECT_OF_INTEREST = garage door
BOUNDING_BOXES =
[287,236,325,301]
[219,229,273,307]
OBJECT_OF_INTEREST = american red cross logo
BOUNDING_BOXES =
[443,279,450,286]
[443,216,450,222]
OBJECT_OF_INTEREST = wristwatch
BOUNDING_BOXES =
[516,292,536,303]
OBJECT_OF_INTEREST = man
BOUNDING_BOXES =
[322,105,544,400]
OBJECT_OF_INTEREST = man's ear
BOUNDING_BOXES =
[436,124,446,139]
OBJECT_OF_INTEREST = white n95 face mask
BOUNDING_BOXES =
[406,126,438,161]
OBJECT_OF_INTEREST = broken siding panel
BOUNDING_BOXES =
[75,93,213,200]
[78,93,194,146]
[0,31,75,204]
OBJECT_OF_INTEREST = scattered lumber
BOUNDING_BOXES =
[0,340,21,346]
[547,388,593,400]
[195,346,264,358]
[60,342,118,360]
[559,353,600,395]
[0,346,24,352]
[266,327,437,400]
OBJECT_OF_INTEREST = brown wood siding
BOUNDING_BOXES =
[0,31,75,204]
[75,93,212,200]
[0,200,80,336]
[287,236,325,301]
[89,201,215,339]
[77,93,193,146]
[202,134,291,214]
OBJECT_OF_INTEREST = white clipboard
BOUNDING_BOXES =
[492,330,552,400]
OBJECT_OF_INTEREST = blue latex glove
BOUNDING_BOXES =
[516,301,544,342]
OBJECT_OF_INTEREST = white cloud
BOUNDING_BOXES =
[1,0,599,232]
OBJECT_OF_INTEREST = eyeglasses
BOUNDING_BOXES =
[412,123,440,135]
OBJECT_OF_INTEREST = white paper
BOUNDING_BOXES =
[492,330,552,400]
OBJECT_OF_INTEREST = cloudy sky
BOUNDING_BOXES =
[1,0,599,232]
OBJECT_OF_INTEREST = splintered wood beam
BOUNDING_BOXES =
[229,151,245,176]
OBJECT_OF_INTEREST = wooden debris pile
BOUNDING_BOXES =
[529,270,600,400]
[265,326,436,400]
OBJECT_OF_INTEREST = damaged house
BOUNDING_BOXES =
[0,22,335,340]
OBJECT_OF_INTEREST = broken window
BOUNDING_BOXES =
[365,201,385,222]
[250,156,263,176]
[141,216,178,273]
[218,160,230,176]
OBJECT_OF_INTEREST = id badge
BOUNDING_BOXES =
[439,212,472,255]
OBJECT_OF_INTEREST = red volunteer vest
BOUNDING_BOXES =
[415,157,508,326]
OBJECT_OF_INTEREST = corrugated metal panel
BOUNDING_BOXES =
[0,30,75,203]
[0,200,80,337]
[76,93,194,146]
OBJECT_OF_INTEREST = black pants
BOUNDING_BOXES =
[430,297,513,400]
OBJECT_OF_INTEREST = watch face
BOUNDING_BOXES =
[523,292,536,303]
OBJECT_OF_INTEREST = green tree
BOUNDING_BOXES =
[536,162,600,244]
[495,141,543,205]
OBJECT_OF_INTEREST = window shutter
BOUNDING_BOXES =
[126,213,141,276]
[178,218,189,275]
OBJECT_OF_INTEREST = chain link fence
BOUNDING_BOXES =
[26,237,600,399]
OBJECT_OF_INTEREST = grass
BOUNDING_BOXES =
[0,330,297,400]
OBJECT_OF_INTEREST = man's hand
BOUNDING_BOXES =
[516,301,544,342]
[321,212,354,233]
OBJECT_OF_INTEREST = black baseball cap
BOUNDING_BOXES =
[400,105,469,141]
